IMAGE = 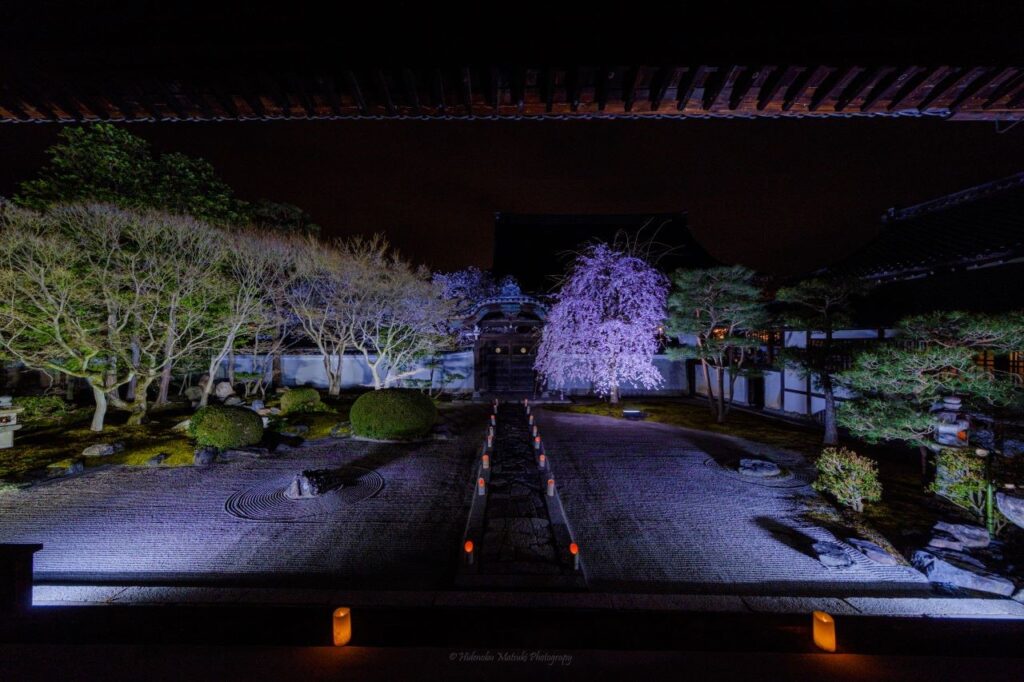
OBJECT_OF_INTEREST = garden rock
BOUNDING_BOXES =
[812,541,853,569]
[927,532,964,552]
[223,396,244,406]
[1003,439,1024,457]
[934,521,990,549]
[250,400,265,411]
[184,386,203,402]
[846,538,899,566]
[284,469,345,499]
[1014,587,1024,604]
[329,423,350,438]
[81,442,124,458]
[193,447,218,466]
[214,381,235,399]
[171,419,191,432]
[912,549,1015,596]
[48,459,85,476]
[738,458,781,478]
[146,453,169,466]
[996,492,1024,530]
[279,424,309,437]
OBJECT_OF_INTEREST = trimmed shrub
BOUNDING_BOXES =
[188,405,264,450]
[349,389,437,440]
[813,447,882,513]
[280,387,326,415]
[13,395,70,422]
[931,448,988,516]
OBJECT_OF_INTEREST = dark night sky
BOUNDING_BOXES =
[1,118,1022,276]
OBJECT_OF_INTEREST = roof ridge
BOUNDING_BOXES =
[883,171,1024,223]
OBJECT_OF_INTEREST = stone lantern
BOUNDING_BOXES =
[932,396,970,448]
[0,396,24,449]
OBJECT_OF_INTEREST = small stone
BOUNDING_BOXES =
[996,493,1024,530]
[146,453,169,466]
[213,381,235,399]
[82,442,124,458]
[813,541,853,569]
[912,549,1015,596]
[171,419,191,433]
[928,533,964,552]
[193,447,218,466]
[183,386,203,402]
[1002,439,1024,457]
[250,399,265,411]
[738,458,781,477]
[934,521,990,549]
[846,538,899,566]
[1014,587,1024,604]
[223,396,244,406]
[329,423,350,438]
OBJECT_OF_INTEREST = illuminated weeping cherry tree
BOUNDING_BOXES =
[535,243,668,404]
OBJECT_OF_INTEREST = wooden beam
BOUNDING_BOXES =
[431,69,446,114]
[916,67,972,110]
[727,66,757,110]
[543,67,555,113]
[886,66,939,110]
[858,67,904,111]
[318,75,343,116]
[488,67,501,112]
[650,66,680,111]
[755,65,788,111]
[706,65,742,110]
[460,68,474,116]
[401,69,421,114]
[947,68,998,111]
[345,70,367,115]
[568,66,583,112]
[286,73,317,118]
[808,66,862,112]
[677,66,705,110]
[781,66,815,111]
[835,66,890,111]
[375,69,396,116]
[982,70,1024,109]
[596,66,612,111]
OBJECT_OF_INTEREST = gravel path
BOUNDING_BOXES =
[536,409,933,597]
[0,410,486,588]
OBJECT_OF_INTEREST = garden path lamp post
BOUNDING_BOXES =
[0,397,23,449]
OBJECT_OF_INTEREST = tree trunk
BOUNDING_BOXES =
[227,348,236,385]
[700,359,716,417]
[610,384,620,405]
[89,383,108,432]
[716,363,726,424]
[65,376,75,401]
[821,375,839,446]
[125,338,140,401]
[155,320,176,405]
[156,362,173,405]
[272,351,282,389]
[919,445,929,480]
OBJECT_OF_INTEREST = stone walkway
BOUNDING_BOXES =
[469,403,581,587]
[0,411,486,588]
[535,409,935,597]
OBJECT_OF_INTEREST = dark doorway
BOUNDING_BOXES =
[479,342,536,393]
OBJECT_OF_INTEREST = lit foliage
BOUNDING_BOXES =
[535,243,668,403]
[775,277,869,444]
[14,123,319,234]
[432,266,500,313]
[665,266,767,422]
[0,203,228,430]
[349,388,437,440]
[837,312,1024,448]
[812,446,882,513]
[15,124,239,223]
[929,448,1010,533]
[188,404,265,450]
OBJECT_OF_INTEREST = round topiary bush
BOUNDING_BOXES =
[280,387,324,414]
[188,405,264,450]
[349,389,437,440]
